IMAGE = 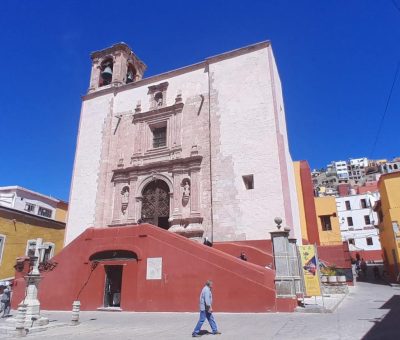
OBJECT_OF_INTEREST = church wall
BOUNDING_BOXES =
[66,94,113,244]
[268,49,302,241]
[65,42,301,244]
[209,47,288,241]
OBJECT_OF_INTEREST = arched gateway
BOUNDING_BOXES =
[141,179,170,229]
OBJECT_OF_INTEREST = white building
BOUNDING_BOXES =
[336,192,382,261]
[333,161,349,180]
[65,41,301,244]
[0,186,60,220]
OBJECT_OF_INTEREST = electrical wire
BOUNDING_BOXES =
[369,61,400,157]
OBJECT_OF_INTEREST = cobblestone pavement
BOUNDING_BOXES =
[1,281,399,339]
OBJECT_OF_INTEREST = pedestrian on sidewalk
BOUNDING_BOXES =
[192,280,221,337]
[360,258,367,278]
[1,287,11,318]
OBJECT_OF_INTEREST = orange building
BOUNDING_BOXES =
[374,172,400,281]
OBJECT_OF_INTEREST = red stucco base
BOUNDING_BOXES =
[349,250,383,262]
[12,224,296,313]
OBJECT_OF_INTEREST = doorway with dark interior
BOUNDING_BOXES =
[104,265,123,308]
[141,179,170,230]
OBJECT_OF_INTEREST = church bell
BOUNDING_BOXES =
[101,66,113,81]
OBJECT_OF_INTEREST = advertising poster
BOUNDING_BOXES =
[299,245,321,296]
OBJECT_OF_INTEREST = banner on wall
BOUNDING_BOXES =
[299,245,321,296]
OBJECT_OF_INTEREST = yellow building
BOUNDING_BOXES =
[375,172,400,281]
[314,196,342,246]
[0,206,66,280]
[294,161,342,246]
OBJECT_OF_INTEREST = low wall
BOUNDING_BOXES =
[12,224,297,313]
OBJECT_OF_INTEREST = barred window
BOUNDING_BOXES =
[152,127,167,148]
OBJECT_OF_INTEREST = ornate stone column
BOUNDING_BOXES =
[88,59,101,92]
[135,197,143,222]
[127,177,137,223]
[190,170,200,215]
[112,182,124,224]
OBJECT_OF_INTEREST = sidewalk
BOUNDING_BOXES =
[0,282,399,339]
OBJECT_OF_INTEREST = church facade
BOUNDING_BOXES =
[65,41,300,244]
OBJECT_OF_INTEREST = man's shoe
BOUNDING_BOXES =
[192,333,201,337]
[213,331,222,335]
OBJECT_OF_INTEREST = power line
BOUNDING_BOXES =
[392,0,400,14]
[369,61,400,158]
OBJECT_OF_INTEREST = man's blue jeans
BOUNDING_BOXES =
[192,310,218,335]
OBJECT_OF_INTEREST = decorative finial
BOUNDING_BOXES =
[274,217,282,230]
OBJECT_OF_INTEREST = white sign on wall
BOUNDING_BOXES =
[146,257,162,280]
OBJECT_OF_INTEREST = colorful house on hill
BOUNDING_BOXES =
[374,172,400,281]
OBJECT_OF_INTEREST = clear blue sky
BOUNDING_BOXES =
[1,1,399,201]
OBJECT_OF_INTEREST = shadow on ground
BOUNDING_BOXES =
[362,295,400,339]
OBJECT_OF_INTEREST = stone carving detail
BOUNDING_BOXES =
[181,178,190,207]
[121,186,130,214]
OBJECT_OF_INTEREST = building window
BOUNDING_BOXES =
[152,126,167,148]
[320,215,332,231]
[26,240,37,257]
[364,215,371,225]
[360,199,368,209]
[366,237,373,246]
[242,175,254,190]
[345,201,351,210]
[347,217,354,226]
[25,202,36,212]
[42,242,55,262]
[348,238,355,245]
[0,235,5,264]
[38,206,52,218]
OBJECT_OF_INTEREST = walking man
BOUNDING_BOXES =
[1,287,11,318]
[192,280,221,337]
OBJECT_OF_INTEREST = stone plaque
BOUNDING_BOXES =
[146,257,162,280]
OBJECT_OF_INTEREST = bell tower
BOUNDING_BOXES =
[88,42,147,93]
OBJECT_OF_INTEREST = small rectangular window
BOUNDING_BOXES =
[0,235,5,264]
[320,215,332,231]
[26,240,37,257]
[25,202,35,212]
[364,215,371,225]
[348,238,355,245]
[360,199,367,209]
[347,217,353,226]
[38,207,52,218]
[242,175,254,190]
[152,126,167,148]
[345,201,351,210]
[366,237,373,246]
[42,243,55,262]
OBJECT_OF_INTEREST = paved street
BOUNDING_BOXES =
[1,281,399,339]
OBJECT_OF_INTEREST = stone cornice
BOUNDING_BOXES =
[132,102,184,123]
[112,155,203,180]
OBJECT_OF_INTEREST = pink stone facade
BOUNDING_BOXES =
[65,41,300,244]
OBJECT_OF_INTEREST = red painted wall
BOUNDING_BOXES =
[349,250,382,262]
[213,240,273,267]
[317,242,352,269]
[12,225,296,313]
[299,161,320,245]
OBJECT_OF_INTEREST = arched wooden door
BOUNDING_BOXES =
[141,180,170,230]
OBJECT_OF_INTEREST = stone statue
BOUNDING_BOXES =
[121,187,129,214]
[183,181,190,197]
